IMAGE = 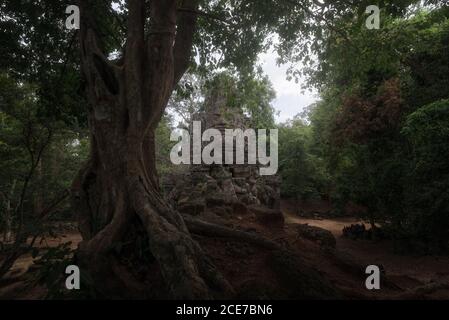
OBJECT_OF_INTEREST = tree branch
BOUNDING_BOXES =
[142,0,178,127]
[38,189,70,219]
[124,0,145,68]
[79,0,120,93]
[177,7,229,25]
[173,0,199,88]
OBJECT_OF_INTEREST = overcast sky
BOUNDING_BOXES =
[258,50,318,123]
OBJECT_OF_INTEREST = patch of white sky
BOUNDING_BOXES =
[184,43,319,125]
[258,49,318,123]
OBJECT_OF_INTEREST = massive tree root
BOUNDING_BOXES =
[390,279,449,300]
[72,157,236,299]
[128,176,234,299]
[183,215,281,250]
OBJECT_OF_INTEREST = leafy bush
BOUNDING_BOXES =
[401,99,449,251]
[278,117,329,200]
[32,242,95,299]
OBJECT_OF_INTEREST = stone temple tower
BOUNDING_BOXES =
[162,81,281,222]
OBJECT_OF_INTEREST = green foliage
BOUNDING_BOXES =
[192,0,418,77]
[160,71,277,179]
[1,0,91,233]
[31,242,75,299]
[297,5,449,251]
[0,0,88,126]
[0,73,88,238]
[1,0,447,261]
[202,72,277,129]
[31,242,95,299]
[401,99,449,251]
[170,71,276,130]
[278,116,328,200]
[155,114,178,176]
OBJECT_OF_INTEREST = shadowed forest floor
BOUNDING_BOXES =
[1,200,449,299]
[281,201,449,298]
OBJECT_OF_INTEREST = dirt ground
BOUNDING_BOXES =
[1,200,449,299]
[281,200,449,299]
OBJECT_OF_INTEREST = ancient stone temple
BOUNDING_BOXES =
[162,84,281,224]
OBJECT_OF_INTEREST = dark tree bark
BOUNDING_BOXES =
[71,0,233,299]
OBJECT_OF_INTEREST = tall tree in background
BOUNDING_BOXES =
[304,3,449,248]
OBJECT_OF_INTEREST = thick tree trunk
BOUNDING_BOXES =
[72,0,232,299]
[72,111,232,299]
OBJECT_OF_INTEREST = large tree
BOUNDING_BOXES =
[73,0,302,299]
[74,0,228,299]
[72,0,426,299]
[1,0,431,299]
